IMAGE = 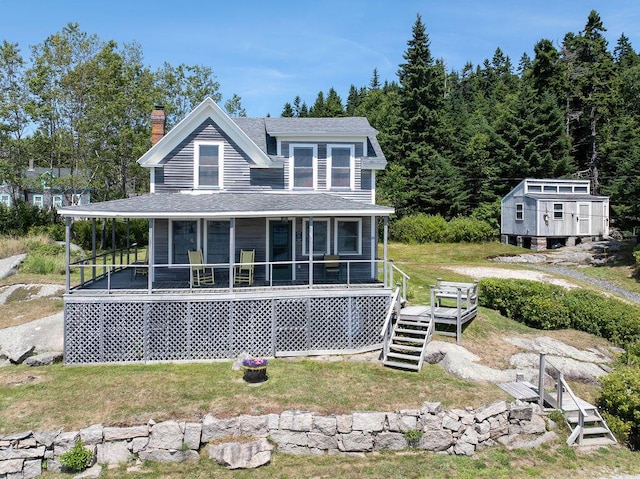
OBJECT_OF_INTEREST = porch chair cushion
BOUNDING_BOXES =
[188,249,214,286]
[234,249,255,285]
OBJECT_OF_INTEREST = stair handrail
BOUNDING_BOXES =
[417,311,435,371]
[389,261,410,303]
[539,353,591,445]
[380,285,402,361]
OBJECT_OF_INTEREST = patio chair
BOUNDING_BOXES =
[323,254,341,282]
[234,249,255,285]
[188,249,215,287]
[131,248,148,280]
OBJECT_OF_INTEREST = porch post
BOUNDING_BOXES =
[111,218,116,265]
[65,216,71,293]
[308,217,314,287]
[371,215,376,281]
[229,218,236,291]
[147,219,154,293]
[383,216,389,287]
[91,218,97,281]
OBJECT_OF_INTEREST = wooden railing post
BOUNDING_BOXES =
[557,372,564,410]
[538,353,546,409]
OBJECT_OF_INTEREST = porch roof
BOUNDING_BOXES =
[58,191,395,219]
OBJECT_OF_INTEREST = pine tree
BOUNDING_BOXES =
[324,87,344,116]
[281,102,294,117]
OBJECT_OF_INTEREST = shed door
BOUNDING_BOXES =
[577,203,591,235]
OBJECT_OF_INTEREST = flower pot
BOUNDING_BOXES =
[243,366,267,383]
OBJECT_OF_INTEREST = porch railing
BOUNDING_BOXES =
[67,256,406,294]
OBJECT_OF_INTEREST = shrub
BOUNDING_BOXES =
[59,439,94,472]
[389,214,447,243]
[597,366,640,450]
[404,429,423,448]
[444,217,496,243]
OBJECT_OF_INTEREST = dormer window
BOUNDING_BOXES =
[328,145,354,189]
[195,141,224,188]
[290,144,317,189]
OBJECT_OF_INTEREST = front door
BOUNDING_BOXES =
[577,203,590,235]
[270,221,292,282]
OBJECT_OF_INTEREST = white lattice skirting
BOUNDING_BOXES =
[64,293,390,364]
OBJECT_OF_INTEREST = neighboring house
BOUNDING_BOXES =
[58,98,398,364]
[0,163,91,209]
[501,178,610,250]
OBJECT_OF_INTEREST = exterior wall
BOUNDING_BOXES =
[64,290,390,364]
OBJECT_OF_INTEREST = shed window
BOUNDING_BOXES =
[553,203,563,219]
[574,186,588,193]
[515,203,524,221]
[528,185,542,192]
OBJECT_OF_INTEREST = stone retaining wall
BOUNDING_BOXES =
[0,400,557,477]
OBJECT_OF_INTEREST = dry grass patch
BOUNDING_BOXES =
[0,296,63,328]
[0,360,508,433]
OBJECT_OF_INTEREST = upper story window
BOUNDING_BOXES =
[290,144,317,189]
[515,203,524,221]
[195,141,224,189]
[328,145,355,190]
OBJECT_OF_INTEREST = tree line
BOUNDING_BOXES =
[1,12,639,232]
[0,22,242,205]
[282,11,640,231]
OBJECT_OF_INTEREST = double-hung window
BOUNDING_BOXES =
[53,195,63,208]
[303,219,330,256]
[553,203,563,220]
[515,203,524,221]
[335,219,362,255]
[290,145,316,189]
[33,194,44,208]
[195,141,223,188]
[328,145,354,189]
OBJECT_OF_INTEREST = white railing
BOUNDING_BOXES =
[380,285,402,361]
[388,259,410,303]
[68,257,406,295]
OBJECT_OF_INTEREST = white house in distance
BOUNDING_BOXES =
[501,178,609,250]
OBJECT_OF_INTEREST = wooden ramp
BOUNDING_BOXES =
[499,379,617,447]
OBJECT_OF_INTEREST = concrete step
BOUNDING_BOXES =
[577,436,617,447]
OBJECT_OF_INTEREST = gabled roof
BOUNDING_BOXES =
[138,98,273,168]
[58,191,394,219]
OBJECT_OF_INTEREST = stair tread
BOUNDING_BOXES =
[579,427,613,436]
[565,413,601,423]
[577,436,617,446]
[393,328,429,335]
[383,360,420,371]
[386,351,422,361]
[389,344,424,352]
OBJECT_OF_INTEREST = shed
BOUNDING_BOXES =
[501,179,609,250]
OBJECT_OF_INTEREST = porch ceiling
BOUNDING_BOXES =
[58,191,395,219]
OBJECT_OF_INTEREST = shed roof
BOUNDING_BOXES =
[58,191,394,219]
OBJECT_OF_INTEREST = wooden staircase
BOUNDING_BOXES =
[382,306,434,372]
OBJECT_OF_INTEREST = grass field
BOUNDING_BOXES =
[1,239,639,478]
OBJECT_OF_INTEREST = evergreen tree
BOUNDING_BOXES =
[309,91,326,117]
[281,102,294,117]
[324,87,344,116]
[370,68,380,90]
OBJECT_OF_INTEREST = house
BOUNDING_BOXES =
[0,161,91,209]
[501,178,609,250]
[58,98,399,364]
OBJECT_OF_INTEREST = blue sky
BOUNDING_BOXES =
[1,1,639,117]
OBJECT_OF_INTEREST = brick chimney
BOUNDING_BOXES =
[151,105,166,146]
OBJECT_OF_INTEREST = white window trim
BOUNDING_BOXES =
[302,218,330,256]
[289,143,318,190]
[169,219,201,265]
[0,194,11,207]
[71,194,83,206]
[33,194,44,208]
[515,203,524,221]
[327,144,355,190]
[52,195,63,208]
[553,203,564,220]
[334,218,362,255]
[194,141,224,189]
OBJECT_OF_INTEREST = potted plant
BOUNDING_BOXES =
[242,357,268,383]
